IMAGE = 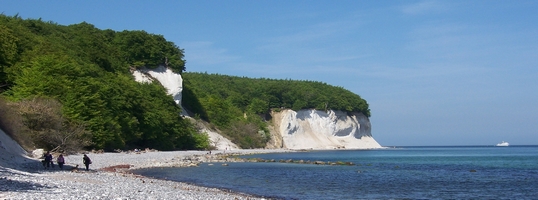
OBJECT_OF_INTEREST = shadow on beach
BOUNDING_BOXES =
[0,166,53,193]
[0,157,90,193]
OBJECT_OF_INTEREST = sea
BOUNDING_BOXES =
[132,146,538,199]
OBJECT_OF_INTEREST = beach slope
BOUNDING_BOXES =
[0,129,277,199]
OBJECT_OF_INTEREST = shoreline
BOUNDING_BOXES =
[0,149,290,200]
[2,144,384,199]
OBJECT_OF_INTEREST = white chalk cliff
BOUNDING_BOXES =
[132,66,239,150]
[268,109,381,149]
[132,67,382,150]
[132,66,189,116]
[0,128,34,169]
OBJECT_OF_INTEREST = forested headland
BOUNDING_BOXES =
[182,73,370,148]
[0,14,370,152]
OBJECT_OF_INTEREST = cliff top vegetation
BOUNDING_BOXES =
[0,14,201,152]
[0,14,370,151]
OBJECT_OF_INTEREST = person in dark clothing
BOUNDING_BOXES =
[57,154,65,169]
[43,151,53,169]
[83,154,92,171]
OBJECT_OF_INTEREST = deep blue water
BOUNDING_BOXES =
[133,146,538,199]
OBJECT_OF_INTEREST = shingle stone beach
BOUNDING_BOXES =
[1,129,288,200]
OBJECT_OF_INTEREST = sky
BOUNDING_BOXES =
[2,0,537,146]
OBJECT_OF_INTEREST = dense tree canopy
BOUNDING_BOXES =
[0,14,200,151]
[183,73,370,117]
[0,14,370,151]
[182,72,370,148]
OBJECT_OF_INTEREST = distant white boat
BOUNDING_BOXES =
[496,141,509,147]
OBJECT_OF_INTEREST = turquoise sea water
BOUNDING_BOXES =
[133,146,538,199]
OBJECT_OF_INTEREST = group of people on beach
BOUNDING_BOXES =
[42,151,92,171]
[42,151,63,169]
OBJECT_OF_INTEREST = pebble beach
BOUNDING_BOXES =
[0,149,288,200]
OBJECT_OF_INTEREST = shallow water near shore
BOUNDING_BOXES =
[133,146,538,199]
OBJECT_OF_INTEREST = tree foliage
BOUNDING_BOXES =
[182,72,370,148]
[183,73,370,116]
[0,14,371,151]
[0,14,201,151]
[16,97,93,153]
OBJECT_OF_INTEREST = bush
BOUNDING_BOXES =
[0,97,32,150]
[223,120,268,149]
[192,132,210,150]
[14,97,92,153]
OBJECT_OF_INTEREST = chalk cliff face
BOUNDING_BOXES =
[268,109,382,149]
[132,67,238,150]
[132,66,188,116]
[0,128,31,169]
[133,67,381,150]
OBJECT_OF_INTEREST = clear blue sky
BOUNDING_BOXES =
[3,0,537,146]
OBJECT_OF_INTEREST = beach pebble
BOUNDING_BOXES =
[0,149,288,199]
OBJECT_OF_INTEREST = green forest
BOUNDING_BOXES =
[0,14,370,152]
[182,73,370,149]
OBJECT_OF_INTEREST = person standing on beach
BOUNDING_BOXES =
[43,151,53,169]
[83,154,92,171]
[57,154,65,169]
